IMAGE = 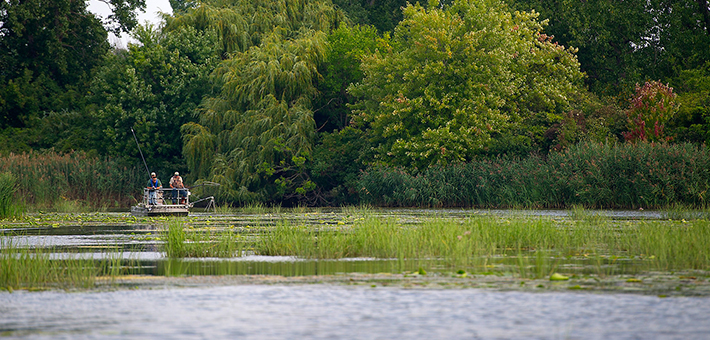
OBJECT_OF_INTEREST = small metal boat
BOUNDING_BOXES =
[130,188,214,217]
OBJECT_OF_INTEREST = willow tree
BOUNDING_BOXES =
[164,0,344,57]
[180,0,341,204]
[348,0,585,168]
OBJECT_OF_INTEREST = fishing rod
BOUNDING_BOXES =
[131,127,151,177]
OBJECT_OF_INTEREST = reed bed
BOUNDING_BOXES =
[0,238,123,290]
[163,220,248,258]
[359,142,710,209]
[0,150,143,210]
[0,172,23,218]
[256,213,710,275]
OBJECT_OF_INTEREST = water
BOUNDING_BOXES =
[2,209,709,339]
[1,285,709,339]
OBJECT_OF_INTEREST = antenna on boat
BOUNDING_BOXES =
[131,127,151,177]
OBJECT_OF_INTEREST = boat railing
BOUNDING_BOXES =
[142,187,191,206]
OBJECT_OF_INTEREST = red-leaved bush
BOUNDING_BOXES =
[623,80,679,142]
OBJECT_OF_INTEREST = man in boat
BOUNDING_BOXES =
[170,171,186,204]
[147,172,162,205]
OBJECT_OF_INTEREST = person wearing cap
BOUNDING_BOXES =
[146,172,162,205]
[170,172,186,204]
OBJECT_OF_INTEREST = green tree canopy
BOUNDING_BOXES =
[164,0,345,58]
[87,25,219,176]
[348,0,584,169]
[509,0,710,95]
[314,24,388,131]
[180,0,342,204]
[95,0,148,36]
[0,0,147,153]
[0,0,109,130]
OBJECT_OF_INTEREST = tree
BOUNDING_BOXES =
[348,0,584,169]
[164,0,345,58]
[508,0,710,96]
[315,24,388,131]
[94,0,148,36]
[332,0,408,33]
[649,0,710,79]
[669,62,710,143]
[0,0,146,152]
[87,25,219,176]
[0,0,108,129]
[169,0,199,15]
[308,25,389,203]
[180,0,342,205]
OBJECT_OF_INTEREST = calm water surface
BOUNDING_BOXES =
[2,285,709,339]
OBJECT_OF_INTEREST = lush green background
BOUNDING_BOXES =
[2,0,710,209]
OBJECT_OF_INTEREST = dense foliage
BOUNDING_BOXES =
[87,25,218,177]
[1,0,709,208]
[179,0,345,204]
[0,151,143,209]
[349,0,584,168]
[508,0,710,95]
[359,142,710,209]
[0,0,145,152]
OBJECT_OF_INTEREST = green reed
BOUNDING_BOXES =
[0,150,143,211]
[254,212,710,275]
[0,172,23,218]
[163,219,249,258]
[0,238,127,290]
[622,219,710,271]
[359,141,710,209]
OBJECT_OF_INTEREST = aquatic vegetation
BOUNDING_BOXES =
[163,219,251,258]
[0,151,142,211]
[4,209,710,291]
[0,172,23,218]
[359,142,710,209]
[256,212,710,276]
[0,238,125,290]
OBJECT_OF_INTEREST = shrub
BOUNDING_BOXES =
[623,81,679,142]
[358,141,710,209]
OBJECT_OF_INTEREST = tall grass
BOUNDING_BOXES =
[163,220,248,258]
[358,142,710,209]
[257,214,710,274]
[624,220,710,270]
[0,150,143,211]
[0,238,126,290]
[0,172,23,218]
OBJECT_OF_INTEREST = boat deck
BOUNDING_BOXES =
[131,188,191,217]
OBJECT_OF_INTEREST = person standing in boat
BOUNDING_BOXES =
[170,172,186,204]
[147,172,162,205]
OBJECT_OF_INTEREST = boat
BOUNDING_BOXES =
[130,187,214,217]
[128,128,216,217]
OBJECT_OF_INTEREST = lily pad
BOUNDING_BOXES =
[550,273,569,281]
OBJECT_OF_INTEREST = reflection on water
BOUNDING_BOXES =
[2,285,709,339]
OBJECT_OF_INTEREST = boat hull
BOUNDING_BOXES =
[131,204,189,217]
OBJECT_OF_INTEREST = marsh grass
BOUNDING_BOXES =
[0,151,142,211]
[254,214,710,276]
[163,220,251,258]
[216,202,285,214]
[0,238,127,290]
[0,172,23,218]
[359,142,710,209]
[340,204,374,216]
[661,203,710,220]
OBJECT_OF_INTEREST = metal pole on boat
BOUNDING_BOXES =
[131,127,151,177]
